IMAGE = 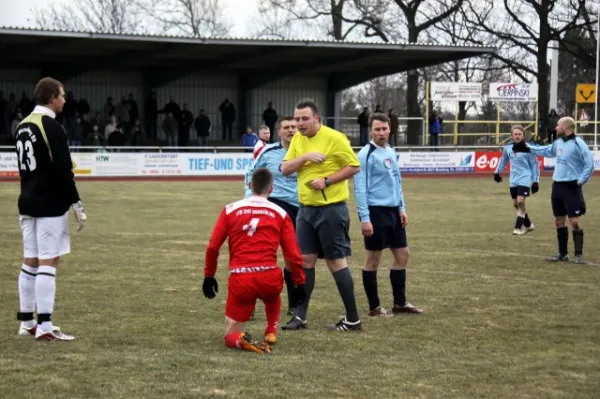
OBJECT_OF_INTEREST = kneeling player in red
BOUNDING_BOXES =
[203,168,306,353]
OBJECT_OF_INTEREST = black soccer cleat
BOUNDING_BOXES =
[546,254,569,262]
[327,317,362,332]
[281,316,307,331]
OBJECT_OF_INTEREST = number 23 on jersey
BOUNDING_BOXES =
[16,139,37,171]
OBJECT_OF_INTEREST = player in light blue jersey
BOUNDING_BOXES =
[353,113,422,317]
[244,116,300,314]
[513,116,594,264]
[493,125,540,235]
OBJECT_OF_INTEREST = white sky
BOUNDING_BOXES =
[0,0,259,36]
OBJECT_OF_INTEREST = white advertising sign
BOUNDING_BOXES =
[397,152,474,173]
[431,82,482,101]
[488,83,538,102]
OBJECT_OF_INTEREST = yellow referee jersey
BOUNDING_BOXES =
[283,124,359,206]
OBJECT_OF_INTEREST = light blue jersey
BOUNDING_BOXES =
[527,135,594,185]
[494,142,539,187]
[353,141,406,223]
[244,142,299,207]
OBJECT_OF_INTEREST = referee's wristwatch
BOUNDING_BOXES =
[324,177,332,187]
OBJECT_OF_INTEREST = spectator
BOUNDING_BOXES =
[219,98,236,140]
[71,116,83,149]
[548,109,559,143]
[128,93,139,125]
[131,119,146,147]
[357,107,370,146]
[104,116,119,141]
[89,124,104,148]
[11,111,23,136]
[429,110,443,151]
[262,102,278,143]
[18,91,33,117]
[241,126,258,152]
[116,96,131,135]
[104,97,115,123]
[77,96,90,117]
[388,108,399,146]
[144,92,158,141]
[179,103,194,147]
[194,109,211,146]
[163,112,178,147]
[0,91,7,137]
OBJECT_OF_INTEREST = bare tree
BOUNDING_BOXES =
[461,0,592,141]
[33,0,146,34]
[259,0,391,41]
[136,0,229,37]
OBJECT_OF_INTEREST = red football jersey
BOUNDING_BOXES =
[204,196,305,285]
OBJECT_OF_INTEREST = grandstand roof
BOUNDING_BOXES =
[0,27,496,89]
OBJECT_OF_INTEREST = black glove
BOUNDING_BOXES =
[290,284,306,308]
[493,173,503,183]
[567,180,580,190]
[531,182,539,194]
[512,141,531,153]
[202,277,218,299]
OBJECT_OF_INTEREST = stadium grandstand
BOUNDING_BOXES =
[0,27,494,149]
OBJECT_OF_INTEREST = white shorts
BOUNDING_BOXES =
[19,212,71,259]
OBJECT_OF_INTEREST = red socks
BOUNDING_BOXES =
[224,332,242,349]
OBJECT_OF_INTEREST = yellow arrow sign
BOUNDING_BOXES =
[576,83,596,103]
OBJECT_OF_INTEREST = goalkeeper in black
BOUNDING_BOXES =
[14,77,87,341]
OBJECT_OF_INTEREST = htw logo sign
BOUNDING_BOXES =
[96,155,110,162]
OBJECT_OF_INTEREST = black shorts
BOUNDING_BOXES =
[551,181,586,218]
[509,185,530,199]
[296,202,351,260]
[268,197,298,228]
[364,206,407,251]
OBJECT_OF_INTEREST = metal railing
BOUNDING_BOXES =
[0,144,509,153]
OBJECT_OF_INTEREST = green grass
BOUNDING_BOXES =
[1,177,599,398]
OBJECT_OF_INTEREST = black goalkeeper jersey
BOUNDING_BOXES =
[15,107,80,217]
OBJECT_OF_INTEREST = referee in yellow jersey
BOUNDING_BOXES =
[280,99,362,332]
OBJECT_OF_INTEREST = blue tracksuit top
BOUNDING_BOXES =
[353,141,405,223]
[244,142,299,207]
[494,142,540,187]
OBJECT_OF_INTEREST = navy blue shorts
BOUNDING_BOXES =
[268,197,298,227]
[364,206,407,251]
[509,185,530,199]
[551,181,586,218]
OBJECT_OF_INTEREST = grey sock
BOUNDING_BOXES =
[295,268,315,321]
[333,267,360,322]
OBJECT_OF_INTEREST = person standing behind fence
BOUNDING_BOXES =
[429,110,442,151]
[281,98,363,332]
[357,107,370,146]
[512,116,594,264]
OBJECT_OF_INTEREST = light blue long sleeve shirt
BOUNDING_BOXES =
[243,142,299,207]
[494,142,539,187]
[353,142,405,223]
[527,135,594,185]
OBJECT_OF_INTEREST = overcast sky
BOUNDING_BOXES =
[0,0,258,36]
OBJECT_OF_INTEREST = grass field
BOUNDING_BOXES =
[1,177,600,399]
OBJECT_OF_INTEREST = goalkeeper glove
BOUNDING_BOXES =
[532,182,539,194]
[493,173,502,183]
[290,284,306,308]
[202,277,218,299]
[72,201,87,232]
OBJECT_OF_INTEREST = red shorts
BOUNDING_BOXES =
[225,268,284,322]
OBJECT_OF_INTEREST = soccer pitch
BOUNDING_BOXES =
[1,177,599,398]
